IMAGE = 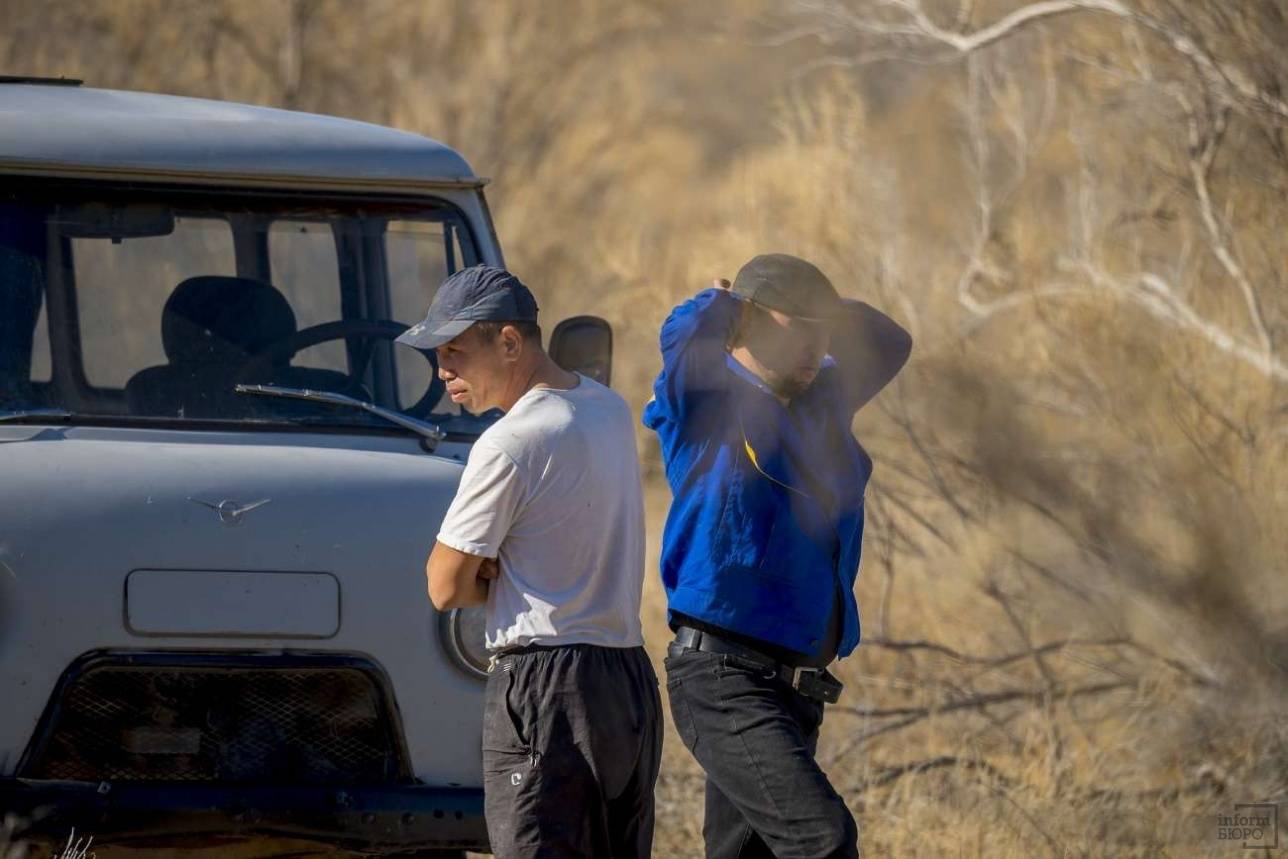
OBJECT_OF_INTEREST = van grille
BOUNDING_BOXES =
[20,654,407,783]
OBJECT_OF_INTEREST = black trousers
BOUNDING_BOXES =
[482,643,662,858]
[665,648,859,859]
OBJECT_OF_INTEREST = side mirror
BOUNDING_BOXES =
[549,315,613,386]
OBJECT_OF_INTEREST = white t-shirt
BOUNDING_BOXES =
[436,373,646,651]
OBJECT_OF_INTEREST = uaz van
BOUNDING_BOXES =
[0,77,611,857]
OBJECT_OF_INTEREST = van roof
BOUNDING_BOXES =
[0,84,480,189]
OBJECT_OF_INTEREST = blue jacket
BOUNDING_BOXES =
[642,288,909,659]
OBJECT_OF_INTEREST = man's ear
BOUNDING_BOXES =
[500,324,525,360]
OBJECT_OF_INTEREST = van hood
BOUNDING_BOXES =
[0,424,464,576]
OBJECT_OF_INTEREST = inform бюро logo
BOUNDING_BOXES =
[1216,803,1278,849]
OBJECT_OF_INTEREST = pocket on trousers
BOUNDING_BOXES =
[667,679,701,753]
[664,648,721,683]
[482,662,532,755]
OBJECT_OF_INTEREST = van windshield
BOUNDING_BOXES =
[0,182,494,435]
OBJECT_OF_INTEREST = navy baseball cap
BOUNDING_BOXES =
[396,264,539,349]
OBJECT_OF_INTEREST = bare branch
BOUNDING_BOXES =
[823,680,1134,766]
[790,0,1288,122]
[871,0,1131,55]
[1179,97,1273,354]
[849,754,1014,795]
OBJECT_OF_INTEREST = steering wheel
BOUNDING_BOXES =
[233,319,445,418]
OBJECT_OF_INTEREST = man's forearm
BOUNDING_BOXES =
[428,572,488,610]
[426,541,493,610]
[831,300,913,412]
[660,287,741,367]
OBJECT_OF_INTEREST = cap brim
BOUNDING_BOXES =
[394,318,475,349]
[738,294,835,323]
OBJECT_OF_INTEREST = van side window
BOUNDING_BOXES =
[0,219,49,400]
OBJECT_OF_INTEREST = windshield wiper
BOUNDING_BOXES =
[0,408,73,424]
[234,384,446,448]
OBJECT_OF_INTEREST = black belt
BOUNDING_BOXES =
[668,626,843,704]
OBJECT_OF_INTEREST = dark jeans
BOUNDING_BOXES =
[483,643,662,858]
[665,648,858,859]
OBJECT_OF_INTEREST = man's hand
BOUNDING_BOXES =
[478,557,499,580]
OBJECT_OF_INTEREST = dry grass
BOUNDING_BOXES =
[5,1,1288,856]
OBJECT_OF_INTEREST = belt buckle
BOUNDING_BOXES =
[791,666,843,703]
[790,666,820,689]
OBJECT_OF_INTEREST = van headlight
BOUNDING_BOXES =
[440,606,489,679]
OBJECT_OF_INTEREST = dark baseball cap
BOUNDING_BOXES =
[396,264,539,349]
[730,253,842,321]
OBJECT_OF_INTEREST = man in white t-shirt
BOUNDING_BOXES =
[397,264,660,859]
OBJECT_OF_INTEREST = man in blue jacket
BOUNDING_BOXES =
[643,253,912,858]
